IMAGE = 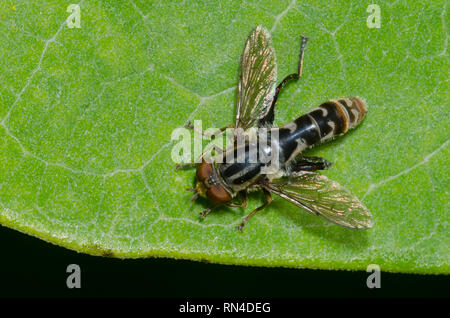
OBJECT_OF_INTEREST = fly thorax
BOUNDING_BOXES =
[263,164,284,181]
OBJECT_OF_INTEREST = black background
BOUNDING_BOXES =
[0,225,448,298]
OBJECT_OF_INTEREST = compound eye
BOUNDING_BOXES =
[196,161,213,181]
[206,185,232,204]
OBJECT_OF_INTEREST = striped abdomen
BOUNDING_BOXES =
[218,141,267,193]
[277,97,367,163]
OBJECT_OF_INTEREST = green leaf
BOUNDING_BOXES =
[0,1,448,274]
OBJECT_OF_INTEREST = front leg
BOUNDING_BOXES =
[199,204,220,219]
[227,191,247,208]
[200,193,246,220]
[237,189,273,232]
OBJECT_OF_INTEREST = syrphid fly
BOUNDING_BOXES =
[177,25,373,231]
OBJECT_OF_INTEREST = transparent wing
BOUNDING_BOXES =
[264,172,373,229]
[236,25,277,129]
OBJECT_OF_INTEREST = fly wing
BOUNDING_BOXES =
[264,172,373,229]
[236,25,277,130]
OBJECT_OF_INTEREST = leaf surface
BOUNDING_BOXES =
[0,0,448,273]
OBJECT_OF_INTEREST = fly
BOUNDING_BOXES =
[177,25,373,231]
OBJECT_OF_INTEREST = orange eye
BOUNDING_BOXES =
[207,185,232,204]
[196,161,213,181]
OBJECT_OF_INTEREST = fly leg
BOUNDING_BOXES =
[237,189,273,232]
[199,204,221,219]
[200,193,247,221]
[227,191,247,208]
[259,36,309,126]
[288,156,332,173]
[274,35,308,99]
